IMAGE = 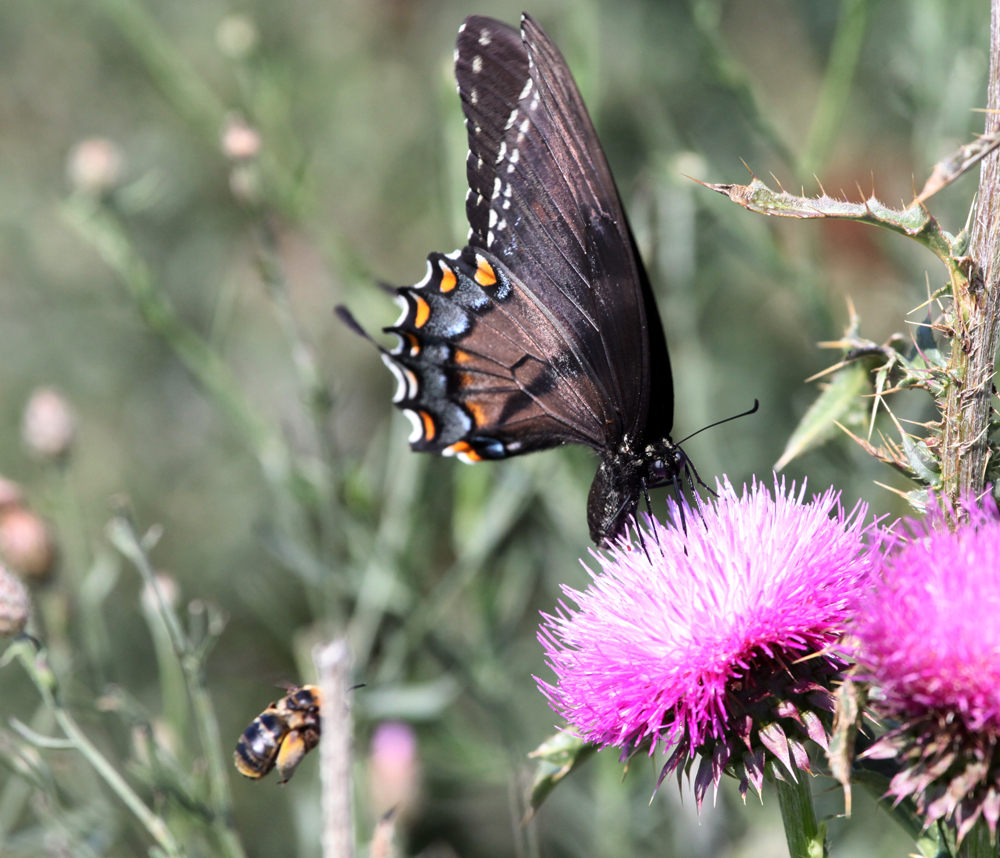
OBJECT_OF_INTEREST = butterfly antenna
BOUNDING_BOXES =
[675,399,759,446]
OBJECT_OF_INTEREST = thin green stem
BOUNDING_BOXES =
[185,656,246,858]
[61,197,307,507]
[12,641,185,857]
[799,0,870,181]
[686,0,796,169]
[108,518,246,858]
[774,770,826,858]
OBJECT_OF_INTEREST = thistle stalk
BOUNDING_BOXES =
[940,0,1000,504]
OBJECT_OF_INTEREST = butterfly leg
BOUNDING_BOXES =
[669,471,689,537]
[684,457,717,499]
[636,477,656,560]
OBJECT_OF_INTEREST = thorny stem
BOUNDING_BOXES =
[941,0,1000,506]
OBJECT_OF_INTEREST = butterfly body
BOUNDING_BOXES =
[342,14,682,546]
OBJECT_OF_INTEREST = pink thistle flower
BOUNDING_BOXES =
[538,477,883,805]
[853,497,1000,842]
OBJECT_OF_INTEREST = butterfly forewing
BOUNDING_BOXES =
[456,15,657,446]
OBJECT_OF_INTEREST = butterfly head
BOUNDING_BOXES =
[645,440,687,487]
[587,438,689,548]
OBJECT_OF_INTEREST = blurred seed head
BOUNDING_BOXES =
[0,507,55,580]
[216,14,259,60]
[21,387,77,461]
[0,563,31,636]
[671,151,709,182]
[141,572,180,614]
[228,166,262,204]
[368,721,420,818]
[66,138,124,196]
[221,115,262,162]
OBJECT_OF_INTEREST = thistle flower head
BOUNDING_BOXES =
[853,497,1000,841]
[538,477,882,803]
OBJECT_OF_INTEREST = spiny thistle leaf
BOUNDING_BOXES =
[524,731,597,821]
[899,434,942,487]
[828,676,868,817]
[700,176,956,263]
[914,129,1000,204]
[775,363,869,470]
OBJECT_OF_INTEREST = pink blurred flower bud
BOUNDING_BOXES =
[368,721,420,818]
[0,507,55,580]
[221,116,261,161]
[67,138,123,195]
[22,388,77,461]
[0,477,23,510]
[141,573,180,613]
[0,564,31,636]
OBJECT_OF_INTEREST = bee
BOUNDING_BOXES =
[234,685,323,783]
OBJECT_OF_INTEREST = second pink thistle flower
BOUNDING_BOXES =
[538,478,884,804]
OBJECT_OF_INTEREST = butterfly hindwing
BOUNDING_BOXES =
[382,247,610,462]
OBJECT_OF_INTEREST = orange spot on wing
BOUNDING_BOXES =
[413,296,431,328]
[474,256,497,286]
[445,440,483,462]
[453,349,472,364]
[404,333,420,355]
[439,266,457,292]
[465,399,488,428]
[419,410,436,440]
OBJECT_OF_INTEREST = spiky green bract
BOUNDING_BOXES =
[538,478,882,805]
[854,497,1000,842]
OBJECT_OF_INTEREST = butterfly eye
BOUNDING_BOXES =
[647,459,668,481]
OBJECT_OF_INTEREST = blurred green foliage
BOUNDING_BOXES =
[0,0,989,855]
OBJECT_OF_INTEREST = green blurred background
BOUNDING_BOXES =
[0,0,989,855]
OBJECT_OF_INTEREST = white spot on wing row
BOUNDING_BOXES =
[518,78,533,101]
[504,108,519,131]
[402,409,424,443]
[393,294,410,325]
[413,260,433,290]
[495,141,507,164]
[478,28,491,46]
[382,353,416,402]
[472,55,483,74]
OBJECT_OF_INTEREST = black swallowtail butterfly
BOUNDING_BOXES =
[340,13,688,546]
